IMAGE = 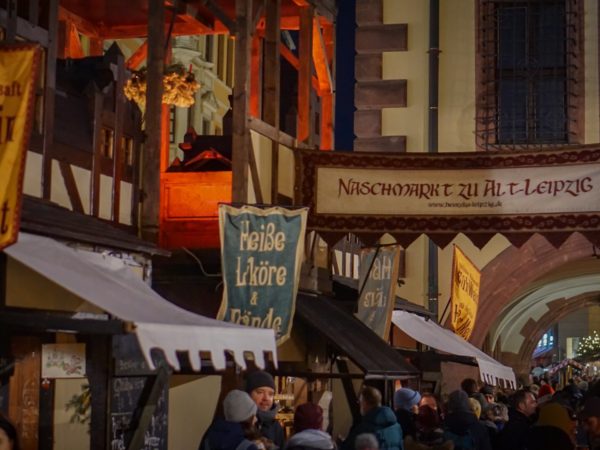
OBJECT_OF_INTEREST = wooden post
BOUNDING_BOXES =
[232,0,252,203]
[111,52,126,222]
[141,0,165,242]
[297,5,313,144]
[264,0,281,202]
[250,33,262,118]
[41,0,59,200]
[90,89,103,217]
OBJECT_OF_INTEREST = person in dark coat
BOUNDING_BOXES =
[246,370,285,449]
[342,386,404,450]
[525,402,576,450]
[202,389,260,450]
[393,388,421,440]
[285,403,334,450]
[580,396,600,450]
[443,390,491,450]
[495,389,537,450]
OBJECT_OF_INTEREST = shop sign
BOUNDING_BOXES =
[356,246,401,339]
[296,148,600,248]
[0,44,41,251]
[41,343,86,378]
[218,204,307,344]
[450,245,480,340]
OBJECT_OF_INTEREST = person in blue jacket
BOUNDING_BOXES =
[342,386,404,450]
[201,390,260,450]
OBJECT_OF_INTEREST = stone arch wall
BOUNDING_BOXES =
[498,293,600,378]
[470,233,594,348]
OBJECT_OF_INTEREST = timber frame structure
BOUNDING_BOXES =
[0,1,338,449]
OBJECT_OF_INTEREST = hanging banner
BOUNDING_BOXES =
[450,246,481,340]
[0,44,41,251]
[295,148,600,248]
[356,246,401,339]
[218,204,308,344]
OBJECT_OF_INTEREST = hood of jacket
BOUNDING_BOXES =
[287,430,334,450]
[444,411,479,435]
[206,419,246,450]
[363,406,398,429]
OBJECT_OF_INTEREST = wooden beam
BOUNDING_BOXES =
[88,38,103,56]
[90,90,103,217]
[320,92,333,150]
[42,0,59,200]
[249,34,262,118]
[126,40,148,70]
[58,6,100,37]
[111,53,126,223]
[58,161,84,213]
[248,136,264,203]
[312,17,332,94]
[264,0,281,201]
[297,5,313,143]
[0,308,125,334]
[5,0,17,42]
[176,4,216,34]
[249,116,297,149]
[232,0,252,203]
[58,19,85,59]
[141,0,166,242]
[28,0,39,26]
[252,1,266,32]
[0,8,49,45]
[200,0,237,33]
[279,43,320,92]
[97,21,209,40]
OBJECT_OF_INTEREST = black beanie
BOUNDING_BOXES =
[245,370,275,393]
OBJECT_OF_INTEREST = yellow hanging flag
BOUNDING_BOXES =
[450,245,481,340]
[0,44,41,251]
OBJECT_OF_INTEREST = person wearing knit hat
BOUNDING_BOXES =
[286,403,334,450]
[443,390,492,450]
[393,388,421,440]
[199,390,260,450]
[244,371,285,450]
[525,402,576,450]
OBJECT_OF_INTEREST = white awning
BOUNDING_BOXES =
[391,310,515,387]
[4,233,278,372]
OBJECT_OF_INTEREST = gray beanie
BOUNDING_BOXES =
[245,370,275,393]
[223,389,257,423]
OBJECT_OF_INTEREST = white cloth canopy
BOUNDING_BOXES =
[5,233,278,372]
[392,310,515,387]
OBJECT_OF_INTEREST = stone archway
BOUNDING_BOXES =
[498,292,600,378]
[469,233,594,348]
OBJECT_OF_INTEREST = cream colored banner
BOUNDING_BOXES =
[0,44,41,250]
[450,246,481,341]
[316,165,600,216]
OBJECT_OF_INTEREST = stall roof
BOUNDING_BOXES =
[4,232,277,372]
[391,311,515,387]
[296,293,419,379]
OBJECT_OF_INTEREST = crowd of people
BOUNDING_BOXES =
[198,370,600,450]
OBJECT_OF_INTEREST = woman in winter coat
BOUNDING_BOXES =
[201,390,261,450]
[285,403,335,450]
[443,390,491,450]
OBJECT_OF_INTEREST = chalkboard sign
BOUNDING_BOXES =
[113,335,154,377]
[110,376,168,450]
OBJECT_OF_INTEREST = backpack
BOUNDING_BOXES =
[442,429,475,450]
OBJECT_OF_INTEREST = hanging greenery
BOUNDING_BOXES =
[577,330,600,357]
[124,64,200,108]
[65,383,91,426]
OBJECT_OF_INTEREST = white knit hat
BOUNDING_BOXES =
[223,389,258,423]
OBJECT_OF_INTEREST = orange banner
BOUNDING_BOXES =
[0,44,41,251]
[450,245,481,340]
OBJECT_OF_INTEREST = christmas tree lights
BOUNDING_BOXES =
[577,330,600,357]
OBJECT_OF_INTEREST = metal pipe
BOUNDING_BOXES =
[428,0,440,319]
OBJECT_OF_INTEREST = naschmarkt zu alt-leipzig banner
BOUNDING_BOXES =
[0,44,41,251]
[356,246,401,339]
[295,147,600,248]
[218,204,307,344]
[450,245,481,341]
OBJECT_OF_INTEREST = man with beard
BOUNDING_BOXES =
[496,389,537,450]
[245,371,285,449]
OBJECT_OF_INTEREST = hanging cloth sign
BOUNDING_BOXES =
[218,204,308,344]
[0,44,41,251]
[356,246,401,339]
[450,245,481,340]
